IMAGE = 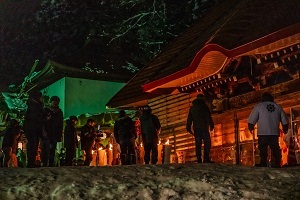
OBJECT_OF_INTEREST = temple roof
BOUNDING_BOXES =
[1,60,131,111]
[106,0,300,108]
[16,60,131,94]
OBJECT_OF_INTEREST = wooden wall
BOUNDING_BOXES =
[148,93,192,149]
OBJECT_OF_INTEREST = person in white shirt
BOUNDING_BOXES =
[248,92,288,168]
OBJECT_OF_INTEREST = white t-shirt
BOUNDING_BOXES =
[248,101,288,136]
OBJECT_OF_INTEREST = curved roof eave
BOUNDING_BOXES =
[142,23,300,93]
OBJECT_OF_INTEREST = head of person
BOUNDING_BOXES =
[87,118,95,126]
[69,116,78,125]
[50,96,60,107]
[196,94,205,100]
[192,98,205,106]
[194,94,206,105]
[119,110,126,117]
[29,90,43,102]
[261,92,274,102]
[142,105,152,115]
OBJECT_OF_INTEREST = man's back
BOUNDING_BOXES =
[248,101,288,136]
[114,116,135,141]
[45,106,63,140]
[140,113,160,143]
[187,99,214,130]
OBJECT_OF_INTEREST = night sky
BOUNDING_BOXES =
[0,0,221,90]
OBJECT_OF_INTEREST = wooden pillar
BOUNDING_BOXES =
[234,111,240,165]
[173,130,177,154]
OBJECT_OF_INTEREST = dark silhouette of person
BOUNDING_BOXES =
[2,119,21,167]
[44,96,63,167]
[64,116,78,166]
[186,94,214,163]
[114,110,136,165]
[23,90,45,168]
[140,106,161,164]
[248,92,289,168]
[80,118,96,166]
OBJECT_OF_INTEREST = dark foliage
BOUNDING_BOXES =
[0,0,221,86]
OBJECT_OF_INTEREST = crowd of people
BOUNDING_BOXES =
[0,90,292,168]
[0,90,163,167]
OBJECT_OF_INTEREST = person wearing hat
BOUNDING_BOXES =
[23,90,45,168]
[44,96,63,167]
[64,116,78,166]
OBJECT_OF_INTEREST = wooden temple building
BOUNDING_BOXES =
[107,0,300,165]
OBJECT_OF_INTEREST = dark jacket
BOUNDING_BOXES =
[23,98,45,135]
[140,112,161,144]
[44,106,63,141]
[2,125,21,154]
[186,98,214,132]
[64,120,78,149]
[114,115,136,143]
[80,124,95,150]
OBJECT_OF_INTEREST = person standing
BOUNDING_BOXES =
[64,116,78,166]
[44,96,63,167]
[140,106,161,164]
[186,94,214,163]
[80,118,96,166]
[248,92,289,168]
[23,90,45,168]
[114,110,136,165]
[2,119,22,167]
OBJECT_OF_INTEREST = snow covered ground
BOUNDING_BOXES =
[0,163,299,200]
